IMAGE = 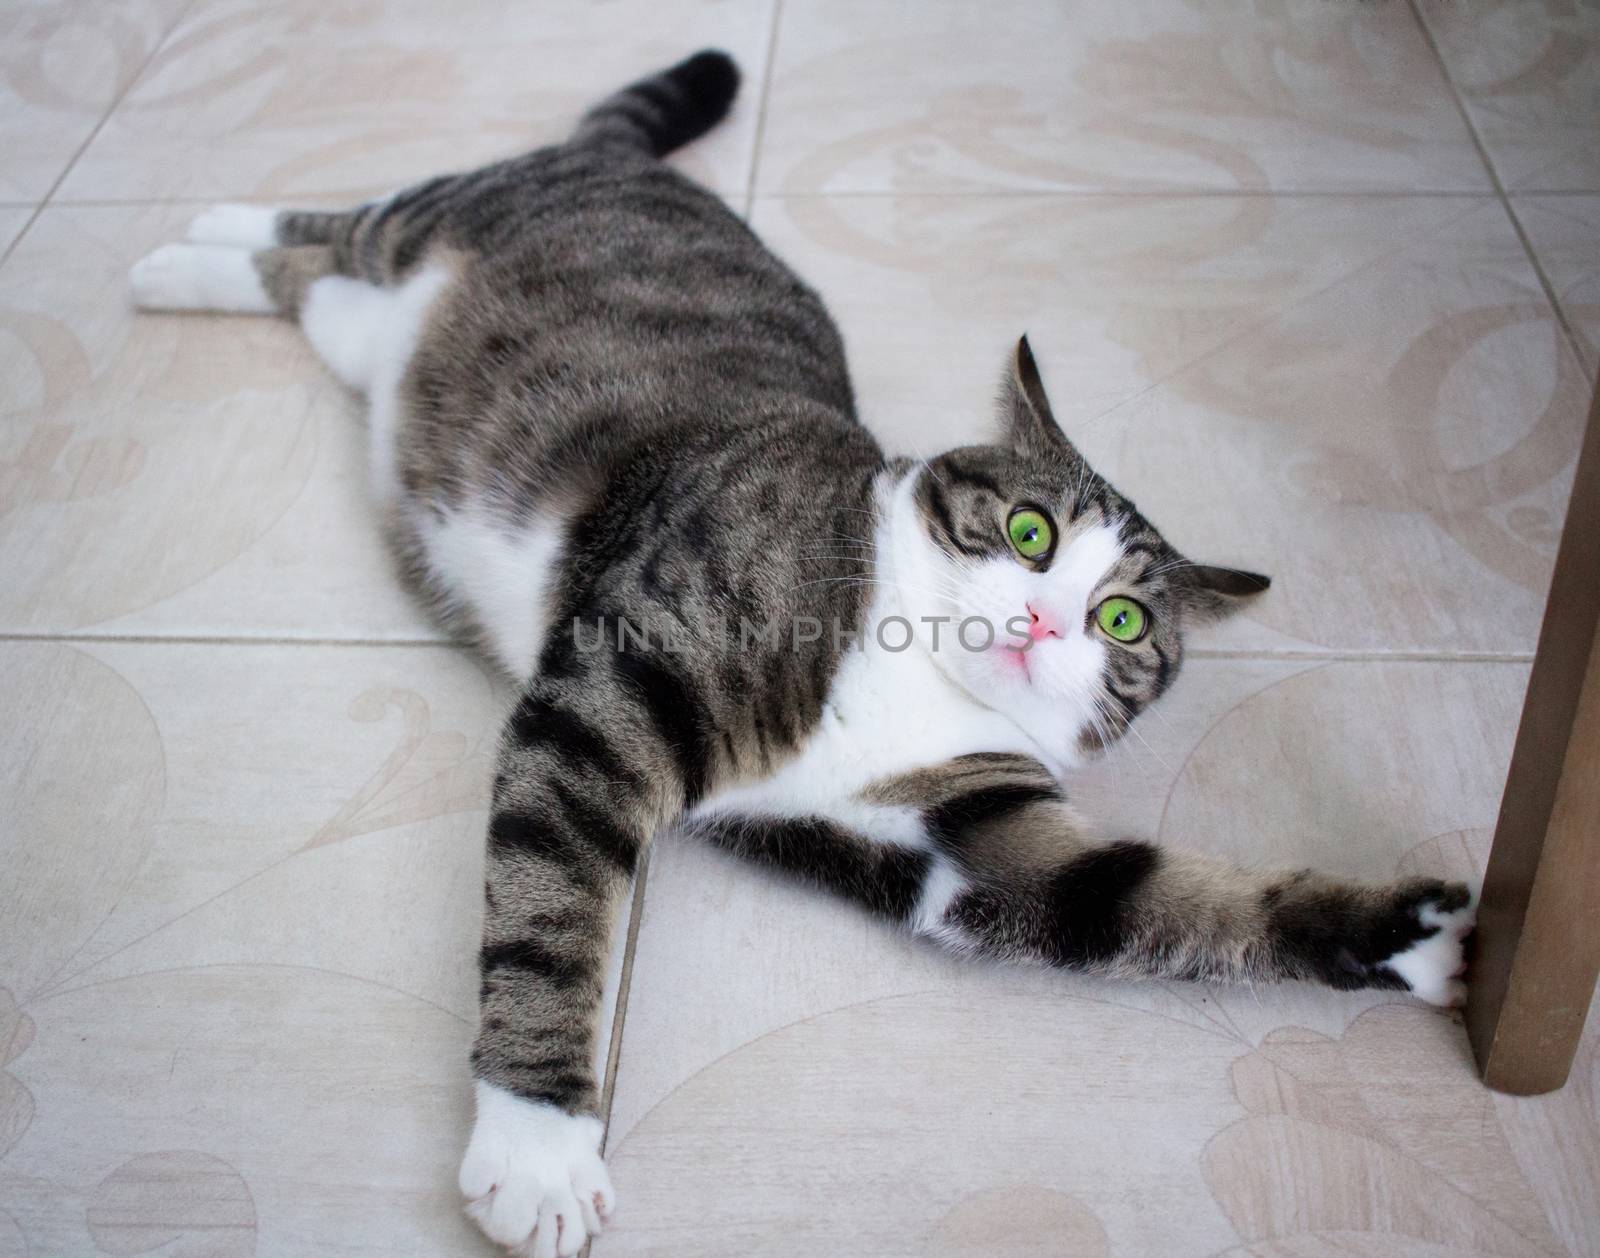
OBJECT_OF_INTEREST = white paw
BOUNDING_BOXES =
[459,1081,614,1258]
[1385,899,1475,1007]
[185,203,279,248]
[129,244,274,313]
[130,243,204,308]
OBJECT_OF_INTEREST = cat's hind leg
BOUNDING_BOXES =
[130,235,449,395]
[184,203,357,249]
[131,232,455,513]
[129,236,349,317]
[183,203,283,248]
[130,198,366,315]
[128,242,279,314]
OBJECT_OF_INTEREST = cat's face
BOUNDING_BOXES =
[902,338,1267,767]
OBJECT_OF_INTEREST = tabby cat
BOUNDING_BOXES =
[130,50,1474,1258]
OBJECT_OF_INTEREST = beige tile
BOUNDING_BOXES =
[758,0,1488,195]
[0,209,35,258]
[58,0,775,204]
[1,641,501,1008]
[0,639,636,1254]
[1515,194,1600,371]
[0,0,186,201]
[0,204,439,639]
[601,658,1599,1257]
[751,193,1587,655]
[1418,0,1600,192]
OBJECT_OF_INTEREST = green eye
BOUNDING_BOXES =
[1096,596,1148,643]
[1007,508,1053,560]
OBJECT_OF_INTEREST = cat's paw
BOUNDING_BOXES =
[1377,881,1475,1007]
[459,1081,614,1258]
[130,244,205,309]
[129,244,273,313]
[185,203,279,248]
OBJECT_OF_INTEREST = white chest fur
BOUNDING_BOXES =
[693,591,1048,843]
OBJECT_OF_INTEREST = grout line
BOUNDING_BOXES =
[40,195,371,208]
[1188,647,1533,663]
[0,0,200,273]
[1404,0,1587,364]
[0,629,1536,664]
[747,187,1502,202]
[1498,198,1588,366]
[37,195,377,210]
[598,849,653,1154]
[34,188,1519,209]
[0,630,456,649]
[740,0,786,219]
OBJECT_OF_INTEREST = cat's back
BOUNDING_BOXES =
[377,137,881,678]
[396,143,862,513]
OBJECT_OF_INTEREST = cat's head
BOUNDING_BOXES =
[895,337,1267,768]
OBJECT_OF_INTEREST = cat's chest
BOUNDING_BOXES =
[694,639,1045,834]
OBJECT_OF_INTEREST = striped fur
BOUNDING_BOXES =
[698,751,1468,991]
[128,48,1475,1253]
[573,50,741,156]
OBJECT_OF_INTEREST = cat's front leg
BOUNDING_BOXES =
[688,752,1475,1003]
[461,669,690,1256]
[890,757,1478,1003]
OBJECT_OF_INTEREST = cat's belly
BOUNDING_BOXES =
[328,256,562,678]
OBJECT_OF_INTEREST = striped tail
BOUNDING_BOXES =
[572,49,741,157]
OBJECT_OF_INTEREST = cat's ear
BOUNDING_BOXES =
[1178,563,1272,621]
[1002,335,1074,457]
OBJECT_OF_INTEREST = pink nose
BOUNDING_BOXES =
[1026,604,1061,641]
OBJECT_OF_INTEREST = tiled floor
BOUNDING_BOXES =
[2,1,1598,1255]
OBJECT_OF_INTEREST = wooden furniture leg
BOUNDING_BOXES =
[1467,370,1600,1095]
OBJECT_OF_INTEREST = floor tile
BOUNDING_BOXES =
[758,0,1488,195]
[57,0,776,204]
[750,193,1588,655]
[0,639,634,1255]
[601,658,1599,1258]
[1418,0,1600,191]
[1515,194,1600,372]
[0,209,36,259]
[0,0,186,202]
[0,204,438,639]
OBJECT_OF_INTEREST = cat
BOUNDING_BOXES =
[129,50,1474,1258]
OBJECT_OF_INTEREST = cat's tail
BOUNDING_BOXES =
[571,50,740,157]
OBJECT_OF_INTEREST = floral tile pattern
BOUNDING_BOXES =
[0,204,435,639]
[1419,0,1600,193]
[0,642,637,1254]
[2,1,1597,1255]
[759,0,1490,195]
[0,0,189,202]
[57,0,776,203]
